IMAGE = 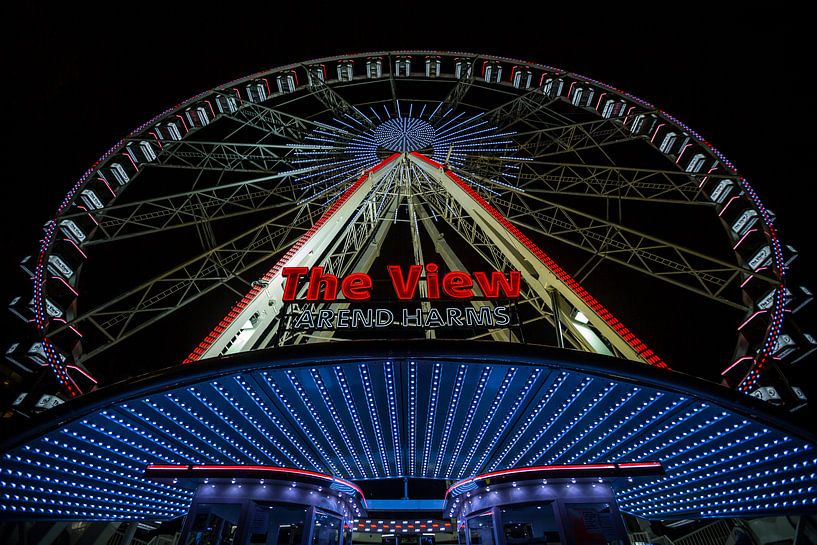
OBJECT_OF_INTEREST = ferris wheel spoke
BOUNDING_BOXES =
[513,117,639,158]
[487,193,765,309]
[146,140,298,173]
[49,202,322,363]
[460,159,713,204]
[430,61,479,123]
[303,73,374,128]
[68,174,317,245]
[415,173,632,358]
[224,101,323,141]
[486,86,566,130]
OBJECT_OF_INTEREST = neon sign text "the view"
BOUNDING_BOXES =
[281,264,521,301]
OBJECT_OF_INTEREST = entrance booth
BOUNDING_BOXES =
[147,466,366,545]
[444,464,664,545]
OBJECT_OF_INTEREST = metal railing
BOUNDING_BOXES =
[630,519,737,545]
[674,520,733,545]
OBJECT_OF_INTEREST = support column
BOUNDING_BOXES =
[75,522,122,545]
[548,288,565,348]
[120,522,139,545]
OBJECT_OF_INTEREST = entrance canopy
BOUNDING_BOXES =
[1,341,815,521]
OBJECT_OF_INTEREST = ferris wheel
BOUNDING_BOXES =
[9,51,812,406]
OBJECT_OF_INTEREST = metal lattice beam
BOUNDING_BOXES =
[462,156,721,204]
[305,76,374,128]
[225,101,320,141]
[482,191,767,309]
[48,204,321,362]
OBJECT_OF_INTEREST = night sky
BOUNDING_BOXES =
[1,6,814,423]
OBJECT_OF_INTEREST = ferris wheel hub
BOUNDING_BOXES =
[373,116,435,152]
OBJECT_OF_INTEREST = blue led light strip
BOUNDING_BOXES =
[524,382,617,466]
[233,376,324,471]
[487,372,569,471]
[432,365,467,478]
[469,369,543,475]
[309,369,369,477]
[421,363,442,476]
[211,382,296,467]
[445,367,492,477]
[456,367,519,478]
[262,373,341,475]
[383,362,403,476]
[408,361,417,476]
[335,367,380,477]
[360,364,391,475]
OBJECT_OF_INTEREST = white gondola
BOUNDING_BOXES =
[757,287,793,310]
[47,254,75,279]
[454,58,472,79]
[483,62,502,83]
[708,179,735,204]
[541,77,564,98]
[42,296,63,318]
[793,333,817,363]
[628,113,657,135]
[276,72,297,93]
[80,188,105,210]
[126,141,157,165]
[337,60,354,82]
[601,99,627,118]
[8,296,33,322]
[747,245,772,270]
[784,244,798,265]
[183,106,210,128]
[425,57,441,78]
[100,162,131,186]
[772,334,797,360]
[395,57,411,77]
[570,86,594,107]
[19,255,35,278]
[685,153,707,173]
[793,285,813,313]
[246,81,268,103]
[366,58,383,78]
[751,386,781,403]
[155,120,184,141]
[659,132,678,153]
[512,67,533,89]
[731,209,758,236]
[307,65,326,86]
[59,219,87,244]
[215,94,238,114]
[5,343,35,373]
[658,132,690,155]
[26,342,65,367]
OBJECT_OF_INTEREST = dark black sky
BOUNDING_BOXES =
[1,6,814,404]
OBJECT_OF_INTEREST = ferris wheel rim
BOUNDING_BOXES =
[29,51,789,399]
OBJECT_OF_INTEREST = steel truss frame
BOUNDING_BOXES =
[27,52,798,400]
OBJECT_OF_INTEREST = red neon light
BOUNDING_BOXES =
[444,461,663,499]
[411,152,668,368]
[388,264,423,300]
[184,154,400,363]
[146,464,365,499]
[617,462,663,469]
[282,263,520,302]
[66,364,97,384]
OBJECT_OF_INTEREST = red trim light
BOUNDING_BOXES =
[410,152,668,368]
[444,461,664,499]
[145,464,366,501]
[184,154,401,363]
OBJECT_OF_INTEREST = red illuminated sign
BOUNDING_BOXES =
[282,264,521,302]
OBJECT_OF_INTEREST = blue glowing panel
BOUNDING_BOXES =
[1,350,815,520]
